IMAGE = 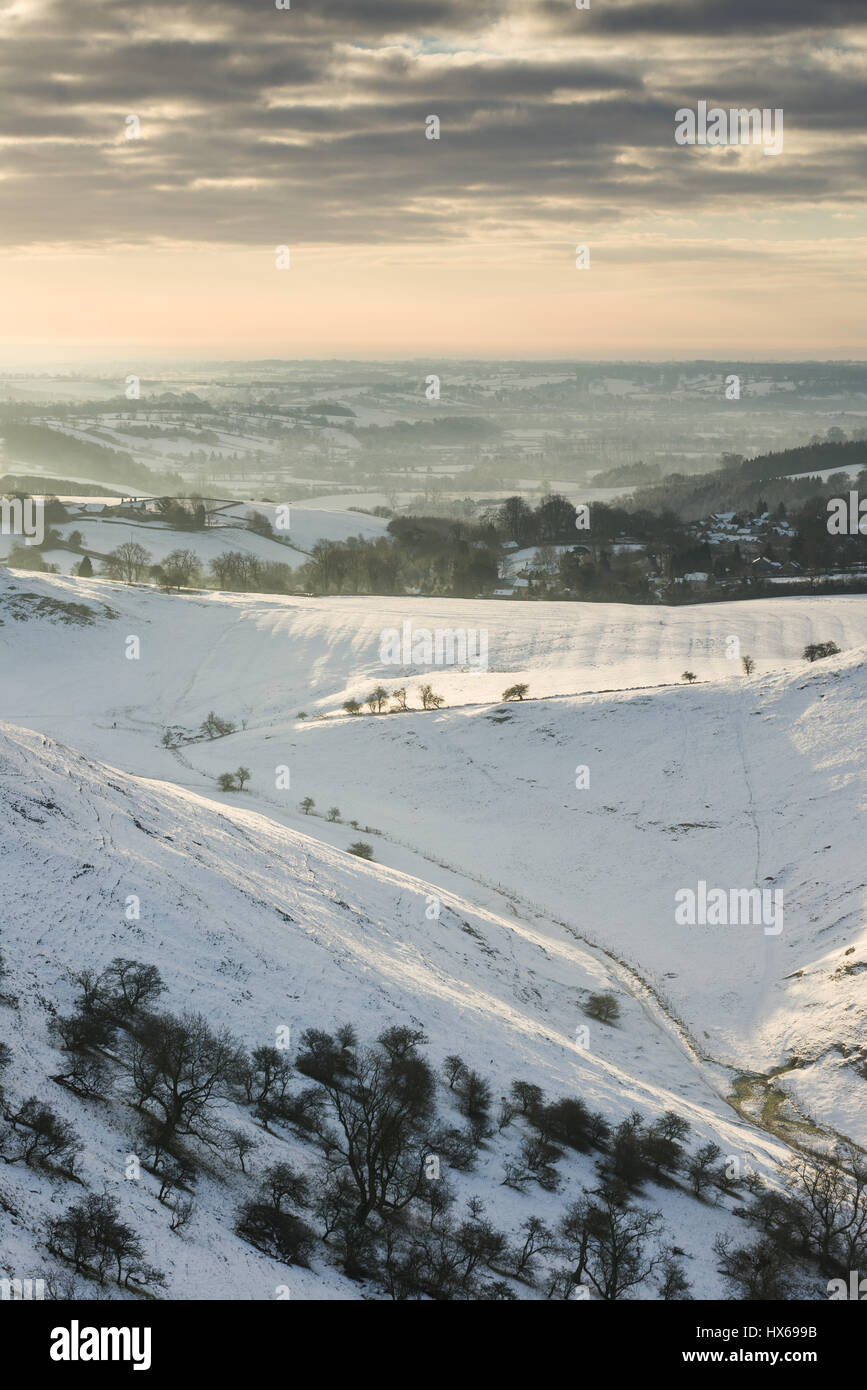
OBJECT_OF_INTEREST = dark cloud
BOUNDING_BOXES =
[0,0,863,248]
[99,0,504,36]
[539,0,867,36]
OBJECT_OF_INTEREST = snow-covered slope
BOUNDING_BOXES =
[0,501,389,574]
[0,724,783,1298]
[3,569,867,717]
[1,569,865,1297]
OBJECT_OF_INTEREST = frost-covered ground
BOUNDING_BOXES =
[1,569,865,1298]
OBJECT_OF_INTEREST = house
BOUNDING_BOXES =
[751,556,781,577]
[751,556,801,578]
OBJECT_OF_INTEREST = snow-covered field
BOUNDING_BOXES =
[0,501,390,574]
[1,568,865,1299]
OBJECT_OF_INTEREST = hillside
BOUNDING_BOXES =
[0,724,786,1299]
[0,501,390,577]
[1,569,865,1298]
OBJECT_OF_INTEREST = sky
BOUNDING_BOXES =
[0,0,865,360]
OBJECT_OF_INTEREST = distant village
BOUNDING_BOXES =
[494,504,866,601]
[3,483,866,605]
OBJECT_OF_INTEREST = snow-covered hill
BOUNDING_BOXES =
[1,568,865,1298]
[0,501,389,575]
[0,723,786,1298]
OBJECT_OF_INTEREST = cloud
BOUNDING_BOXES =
[538,0,867,37]
[0,0,863,251]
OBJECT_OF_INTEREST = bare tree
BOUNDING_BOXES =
[781,1145,867,1272]
[124,1010,243,1157]
[227,1128,257,1173]
[298,1025,436,1225]
[1,1099,80,1172]
[561,1188,663,1301]
[420,684,445,710]
[48,1193,163,1289]
[510,1215,556,1282]
[366,685,389,714]
[102,541,153,583]
[160,549,201,590]
[200,710,235,739]
[713,1232,794,1300]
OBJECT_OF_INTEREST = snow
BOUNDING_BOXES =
[1,567,865,1298]
[0,502,391,576]
[785,464,865,484]
[510,544,578,568]
[219,502,390,549]
[0,718,786,1300]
